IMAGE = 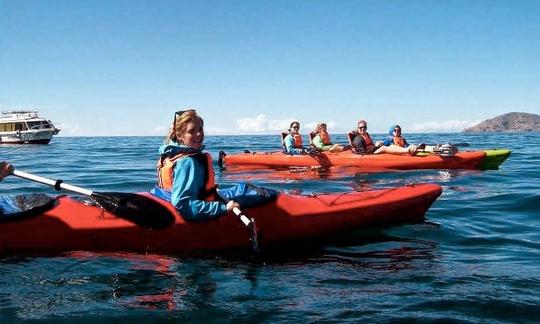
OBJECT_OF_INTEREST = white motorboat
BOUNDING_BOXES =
[0,111,60,144]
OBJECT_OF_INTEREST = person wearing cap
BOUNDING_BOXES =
[381,124,421,155]
[382,125,410,147]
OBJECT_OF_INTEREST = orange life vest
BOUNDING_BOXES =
[393,136,406,147]
[360,132,375,151]
[156,152,217,201]
[319,131,331,145]
[292,133,303,148]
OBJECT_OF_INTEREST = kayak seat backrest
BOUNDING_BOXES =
[309,132,317,145]
[281,132,288,153]
[347,132,357,146]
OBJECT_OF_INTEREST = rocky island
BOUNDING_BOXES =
[463,112,540,133]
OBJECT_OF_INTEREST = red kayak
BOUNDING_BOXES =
[220,149,511,171]
[0,184,442,253]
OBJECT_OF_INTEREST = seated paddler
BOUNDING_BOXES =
[382,125,409,147]
[351,120,383,154]
[151,109,278,222]
[283,121,311,155]
[311,123,345,153]
[351,120,419,155]
[381,124,420,155]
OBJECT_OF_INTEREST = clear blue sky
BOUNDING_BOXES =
[1,0,539,136]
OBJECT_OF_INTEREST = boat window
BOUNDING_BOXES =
[0,123,15,132]
[15,123,26,131]
[27,121,42,129]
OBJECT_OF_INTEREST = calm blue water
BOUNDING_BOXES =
[1,133,539,322]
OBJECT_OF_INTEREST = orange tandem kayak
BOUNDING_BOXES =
[219,149,511,171]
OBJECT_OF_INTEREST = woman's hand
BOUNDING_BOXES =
[0,162,14,181]
[226,200,240,212]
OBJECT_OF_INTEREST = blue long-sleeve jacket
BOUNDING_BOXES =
[151,143,227,221]
[284,134,306,155]
[382,125,409,147]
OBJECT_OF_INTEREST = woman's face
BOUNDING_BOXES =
[393,127,401,136]
[291,123,300,133]
[178,119,204,150]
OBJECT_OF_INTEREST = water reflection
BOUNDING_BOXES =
[0,227,440,316]
[220,165,481,192]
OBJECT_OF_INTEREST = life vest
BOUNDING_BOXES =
[393,136,406,147]
[360,132,375,151]
[156,152,217,201]
[292,133,302,148]
[319,131,331,145]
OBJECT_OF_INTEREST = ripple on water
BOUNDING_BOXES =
[0,134,539,321]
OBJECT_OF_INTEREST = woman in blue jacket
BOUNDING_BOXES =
[151,110,277,221]
[382,125,410,147]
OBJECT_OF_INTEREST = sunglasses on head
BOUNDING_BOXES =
[173,109,195,126]
[394,128,401,132]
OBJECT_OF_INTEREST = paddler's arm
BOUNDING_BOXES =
[312,135,333,151]
[171,157,228,221]
[382,136,392,146]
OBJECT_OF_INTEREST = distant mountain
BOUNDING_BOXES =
[463,112,540,133]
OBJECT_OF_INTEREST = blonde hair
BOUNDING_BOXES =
[165,110,204,144]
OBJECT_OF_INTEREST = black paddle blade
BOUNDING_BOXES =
[247,218,260,253]
[91,192,175,229]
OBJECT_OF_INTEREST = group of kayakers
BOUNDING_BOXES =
[283,119,423,156]
[0,110,421,222]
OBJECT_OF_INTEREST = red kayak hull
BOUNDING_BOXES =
[223,150,490,171]
[0,184,442,253]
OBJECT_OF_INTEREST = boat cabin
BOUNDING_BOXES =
[0,111,60,144]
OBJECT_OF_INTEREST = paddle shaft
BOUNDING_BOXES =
[12,169,93,196]
[12,170,255,224]
[216,188,259,252]
[216,189,251,227]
